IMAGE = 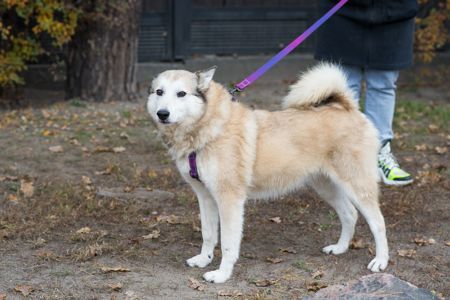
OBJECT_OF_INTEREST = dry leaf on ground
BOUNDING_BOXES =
[269,217,282,224]
[142,229,160,240]
[350,238,366,249]
[188,277,206,291]
[20,179,34,198]
[81,176,92,186]
[49,145,63,153]
[100,266,130,273]
[414,144,427,151]
[14,284,34,296]
[413,237,436,246]
[311,270,324,279]
[279,247,297,254]
[307,281,328,292]
[76,227,91,234]
[7,194,18,203]
[0,293,6,300]
[108,283,123,291]
[435,146,447,154]
[156,214,182,224]
[266,257,283,264]
[113,146,126,153]
[397,249,416,258]
[218,290,243,297]
[252,278,278,287]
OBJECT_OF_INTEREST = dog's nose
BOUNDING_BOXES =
[157,109,170,121]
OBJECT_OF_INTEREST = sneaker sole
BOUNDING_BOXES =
[378,168,414,186]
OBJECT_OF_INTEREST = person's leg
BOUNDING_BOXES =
[341,65,363,104]
[365,69,413,185]
[364,69,398,143]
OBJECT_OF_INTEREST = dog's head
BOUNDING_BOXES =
[147,67,216,127]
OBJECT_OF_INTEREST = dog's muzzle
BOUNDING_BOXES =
[157,109,170,121]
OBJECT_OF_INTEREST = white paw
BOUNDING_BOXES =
[367,256,389,272]
[203,269,231,283]
[186,254,213,268]
[322,244,348,255]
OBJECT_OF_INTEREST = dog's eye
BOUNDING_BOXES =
[156,89,163,96]
[177,91,186,98]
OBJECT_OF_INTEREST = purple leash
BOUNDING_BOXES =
[231,0,348,94]
[190,0,348,180]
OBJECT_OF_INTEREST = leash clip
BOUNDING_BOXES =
[228,87,241,102]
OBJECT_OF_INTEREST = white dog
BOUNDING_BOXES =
[146,63,389,283]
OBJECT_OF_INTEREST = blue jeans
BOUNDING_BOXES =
[342,65,399,143]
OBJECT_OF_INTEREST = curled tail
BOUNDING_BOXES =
[282,63,357,111]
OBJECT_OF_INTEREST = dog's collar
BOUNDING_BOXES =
[188,152,201,181]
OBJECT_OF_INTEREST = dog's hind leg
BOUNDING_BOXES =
[342,179,389,272]
[309,175,358,255]
[203,195,246,283]
[186,182,219,268]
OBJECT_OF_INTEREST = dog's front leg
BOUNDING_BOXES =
[186,183,219,268]
[203,196,245,283]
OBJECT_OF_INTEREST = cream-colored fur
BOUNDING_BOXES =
[147,64,389,283]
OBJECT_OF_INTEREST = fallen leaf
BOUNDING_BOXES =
[428,124,439,133]
[435,146,447,154]
[119,132,129,140]
[113,146,126,153]
[279,247,297,254]
[0,293,6,300]
[49,145,63,153]
[311,270,324,279]
[76,227,91,234]
[35,249,55,260]
[350,238,366,249]
[446,241,450,246]
[397,249,416,258]
[7,194,18,203]
[0,175,18,182]
[100,266,130,273]
[253,278,278,287]
[69,138,81,146]
[81,147,89,153]
[81,176,92,186]
[156,214,182,224]
[188,277,206,291]
[94,146,113,153]
[14,285,34,296]
[413,237,436,246]
[108,283,123,291]
[20,179,34,198]
[307,281,327,292]
[269,217,281,224]
[142,229,160,240]
[414,144,427,151]
[266,257,283,264]
[42,129,54,137]
[217,290,243,297]
[95,166,113,175]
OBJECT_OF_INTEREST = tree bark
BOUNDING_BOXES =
[66,0,142,102]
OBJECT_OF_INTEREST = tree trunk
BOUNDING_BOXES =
[66,0,142,102]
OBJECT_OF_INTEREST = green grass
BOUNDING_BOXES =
[395,100,450,129]
[292,259,311,272]
[68,98,88,108]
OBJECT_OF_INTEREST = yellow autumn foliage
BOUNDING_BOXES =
[0,0,79,87]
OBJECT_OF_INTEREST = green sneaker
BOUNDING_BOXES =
[378,142,413,186]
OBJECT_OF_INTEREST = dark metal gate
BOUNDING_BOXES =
[138,0,317,62]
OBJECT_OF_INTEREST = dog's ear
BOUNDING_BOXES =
[196,66,217,92]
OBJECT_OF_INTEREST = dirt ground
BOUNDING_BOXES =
[0,63,449,299]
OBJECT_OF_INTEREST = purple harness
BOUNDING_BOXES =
[188,0,348,181]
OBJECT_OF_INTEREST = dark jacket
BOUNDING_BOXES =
[315,0,419,70]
